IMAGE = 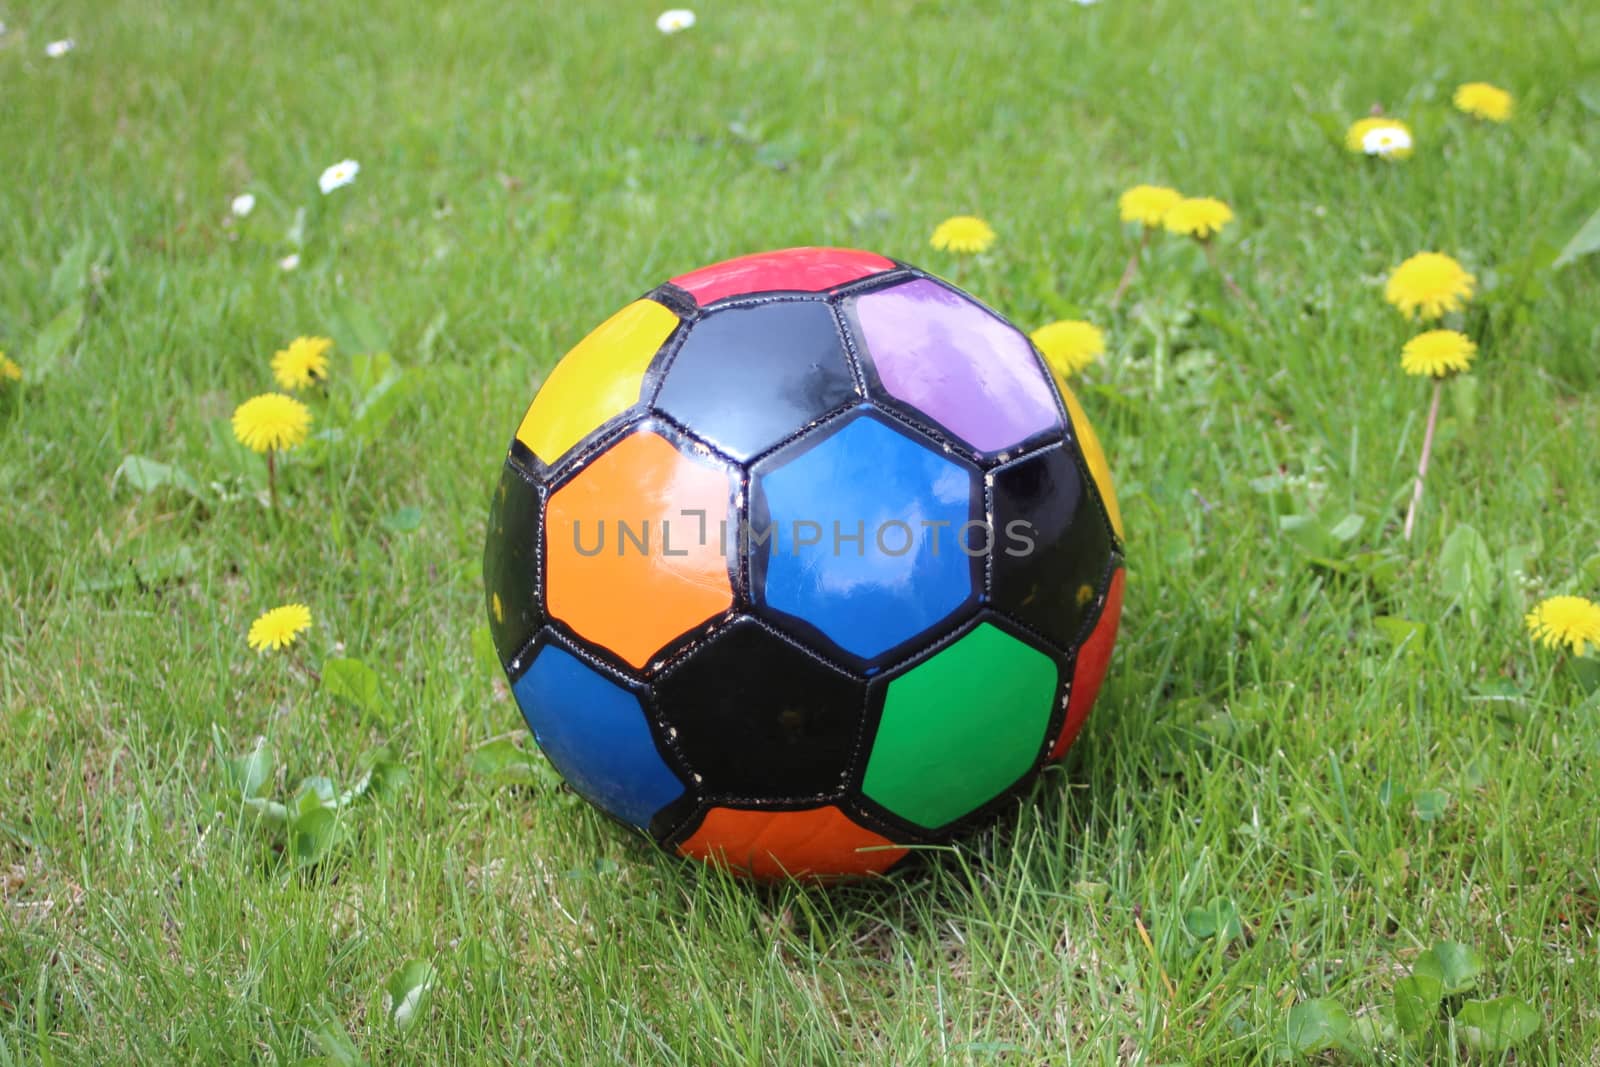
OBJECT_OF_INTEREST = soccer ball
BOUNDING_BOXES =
[484,247,1125,880]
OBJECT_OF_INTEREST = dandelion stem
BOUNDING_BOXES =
[266,449,278,510]
[1202,240,1266,325]
[1110,228,1150,308]
[1403,379,1443,542]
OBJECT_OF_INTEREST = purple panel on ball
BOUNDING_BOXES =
[853,279,1060,454]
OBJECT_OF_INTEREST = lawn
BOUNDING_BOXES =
[3,0,1600,1062]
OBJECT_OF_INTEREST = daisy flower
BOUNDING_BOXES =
[1453,82,1513,122]
[45,38,76,58]
[1162,197,1233,240]
[1526,596,1600,656]
[1400,329,1476,379]
[1384,252,1475,321]
[1118,185,1182,227]
[318,159,360,195]
[279,253,302,272]
[930,215,996,255]
[1345,117,1414,159]
[1,353,21,383]
[656,9,696,33]
[230,193,256,218]
[1031,320,1105,378]
[232,393,312,454]
[271,336,333,391]
[248,603,313,653]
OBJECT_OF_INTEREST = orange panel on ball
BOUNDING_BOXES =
[545,430,734,669]
[1049,567,1125,760]
[678,805,908,880]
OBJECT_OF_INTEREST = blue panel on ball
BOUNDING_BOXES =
[511,644,684,828]
[753,411,978,662]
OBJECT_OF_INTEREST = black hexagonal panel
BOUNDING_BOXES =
[651,617,866,800]
[988,443,1115,651]
[483,463,543,666]
[652,300,857,461]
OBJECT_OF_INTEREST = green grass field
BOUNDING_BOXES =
[4,0,1600,1062]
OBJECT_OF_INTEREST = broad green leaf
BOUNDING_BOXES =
[1393,974,1443,1035]
[295,776,339,814]
[330,298,389,355]
[1456,996,1540,1050]
[381,506,423,533]
[28,299,86,380]
[1414,941,1484,995]
[113,455,204,500]
[1183,896,1243,942]
[1373,616,1425,653]
[383,960,437,1033]
[351,370,414,440]
[310,1018,364,1067]
[1327,513,1364,542]
[323,657,383,713]
[289,807,338,862]
[1436,524,1495,617]
[1553,204,1600,268]
[1412,789,1450,822]
[214,727,275,799]
[469,738,536,781]
[1283,998,1351,1055]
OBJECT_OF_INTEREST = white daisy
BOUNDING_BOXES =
[230,193,256,218]
[45,38,76,58]
[0,21,8,36]
[656,9,696,33]
[279,253,301,272]
[1361,124,1412,158]
[318,159,360,195]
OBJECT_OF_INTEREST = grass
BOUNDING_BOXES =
[3,0,1600,1061]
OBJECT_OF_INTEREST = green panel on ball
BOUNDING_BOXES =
[862,622,1057,829]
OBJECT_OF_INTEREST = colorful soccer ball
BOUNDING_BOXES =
[483,247,1125,879]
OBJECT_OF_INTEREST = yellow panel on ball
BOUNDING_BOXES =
[1053,374,1124,540]
[514,299,680,464]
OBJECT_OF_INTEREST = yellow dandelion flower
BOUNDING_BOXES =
[1453,82,1513,123]
[271,336,332,391]
[1344,117,1414,159]
[232,393,312,454]
[1384,252,1475,321]
[247,603,313,653]
[1118,185,1182,227]
[1031,320,1106,378]
[1525,596,1600,656]
[1162,197,1233,240]
[930,215,996,255]
[1400,329,1476,379]
[0,352,20,383]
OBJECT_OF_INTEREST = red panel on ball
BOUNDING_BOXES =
[1049,567,1124,760]
[677,805,908,880]
[670,247,895,305]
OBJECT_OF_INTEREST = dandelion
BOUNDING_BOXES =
[1162,196,1260,319]
[231,193,256,218]
[232,392,312,508]
[930,215,996,255]
[1401,329,1476,379]
[1163,197,1233,240]
[1,353,20,384]
[1112,184,1181,305]
[1031,320,1105,378]
[1525,596,1600,657]
[1384,252,1475,321]
[1399,329,1476,541]
[1118,185,1182,227]
[271,336,332,391]
[248,603,313,654]
[318,159,360,195]
[1345,117,1414,159]
[1454,82,1513,123]
[656,8,696,33]
[45,38,75,58]
[279,253,301,272]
